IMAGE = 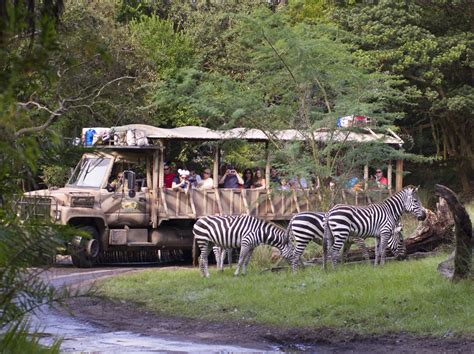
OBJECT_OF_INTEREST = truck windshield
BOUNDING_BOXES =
[67,157,111,188]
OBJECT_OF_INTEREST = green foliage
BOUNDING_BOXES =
[0,321,61,353]
[129,15,196,79]
[99,255,474,335]
[333,0,473,193]
[40,165,70,188]
[151,7,410,187]
[0,2,76,350]
[287,0,335,23]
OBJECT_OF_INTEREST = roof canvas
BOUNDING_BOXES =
[108,124,403,145]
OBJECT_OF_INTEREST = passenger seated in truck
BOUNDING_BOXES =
[219,165,244,189]
[164,163,176,188]
[196,168,214,190]
[251,168,266,190]
[188,169,202,188]
[172,169,191,193]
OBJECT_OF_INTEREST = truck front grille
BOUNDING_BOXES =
[17,197,55,221]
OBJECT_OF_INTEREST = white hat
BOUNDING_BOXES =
[178,169,190,177]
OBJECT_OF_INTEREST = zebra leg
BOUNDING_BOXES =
[379,232,390,266]
[242,248,254,275]
[374,237,380,266]
[227,248,233,269]
[235,246,249,276]
[292,239,310,273]
[330,233,348,269]
[218,248,225,271]
[199,242,211,277]
[353,237,370,264]
[341,239,352,263]
[212,246,223,271]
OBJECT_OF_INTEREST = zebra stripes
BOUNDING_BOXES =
[375,223,406,265]
[288,211,370,272]
[323,186,426,269]
[193,215,293,277]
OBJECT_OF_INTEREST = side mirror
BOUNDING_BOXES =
[125,170,136,198]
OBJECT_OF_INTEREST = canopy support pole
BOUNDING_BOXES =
[213,144,220,188]
[387,161,393,193]
[395,159,403,192]
[363,164,369,191]
[265,141,270,188]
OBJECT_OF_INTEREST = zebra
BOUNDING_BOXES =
[323,186,426,269]
[374,223,406,265]
[193,215,293,277]
[288,211,371,272]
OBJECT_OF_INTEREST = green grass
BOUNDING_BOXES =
[99,254,474,337]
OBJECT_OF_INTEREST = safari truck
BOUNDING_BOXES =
[18,124,404,267]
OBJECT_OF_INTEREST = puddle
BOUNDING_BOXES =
[29,306,267,352]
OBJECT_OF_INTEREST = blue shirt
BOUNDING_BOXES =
[222,175,240,188]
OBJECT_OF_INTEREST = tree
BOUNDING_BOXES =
[333,0,473,194]
[150,7,411,190]
[0,2,77,350]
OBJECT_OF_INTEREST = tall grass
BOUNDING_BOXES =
[99,255,474,337]
[0,322,61,353]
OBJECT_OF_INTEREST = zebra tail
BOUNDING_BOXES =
[286,216,295,243]
[322,212,331,270]
[192,236,199,267]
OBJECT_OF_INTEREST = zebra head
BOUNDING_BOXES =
[269,223,294,261]
[280,236,294,261]
[391,224,407,259]
[403,186,426,221]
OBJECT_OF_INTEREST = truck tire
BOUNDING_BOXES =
[70,225,100,268]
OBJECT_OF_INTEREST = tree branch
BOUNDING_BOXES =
[14,101,65,138]
[14,76,135,138]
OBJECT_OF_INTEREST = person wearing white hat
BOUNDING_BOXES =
[172,169,191,193]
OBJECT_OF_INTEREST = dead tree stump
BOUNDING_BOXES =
[435,184,473,280]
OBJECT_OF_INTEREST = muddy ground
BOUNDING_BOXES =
[63,296,474,352]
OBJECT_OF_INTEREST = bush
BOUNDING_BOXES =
[40,165,70,188]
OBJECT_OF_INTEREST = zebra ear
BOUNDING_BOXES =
[415,185,420,192]
[394,225,402,233]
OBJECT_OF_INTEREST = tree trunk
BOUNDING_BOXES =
[435,184,473,280]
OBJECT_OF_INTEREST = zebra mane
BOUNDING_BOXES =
[403,185,418,190]
[266,220,286,232]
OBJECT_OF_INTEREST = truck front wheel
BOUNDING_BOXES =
[70,225,100,268]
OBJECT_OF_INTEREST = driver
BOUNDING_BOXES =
[108,171,126,192]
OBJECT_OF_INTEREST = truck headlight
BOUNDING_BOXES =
[70,196,95,208]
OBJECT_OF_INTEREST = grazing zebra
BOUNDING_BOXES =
[288,211,370,272]
[193,215,293,277]
[212,246,233,271]
[375,223,406,265]
[323,186,426,269]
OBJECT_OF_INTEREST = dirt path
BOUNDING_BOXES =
[63,296,474,352]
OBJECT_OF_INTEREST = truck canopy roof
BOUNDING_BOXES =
[86,124,403,145]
